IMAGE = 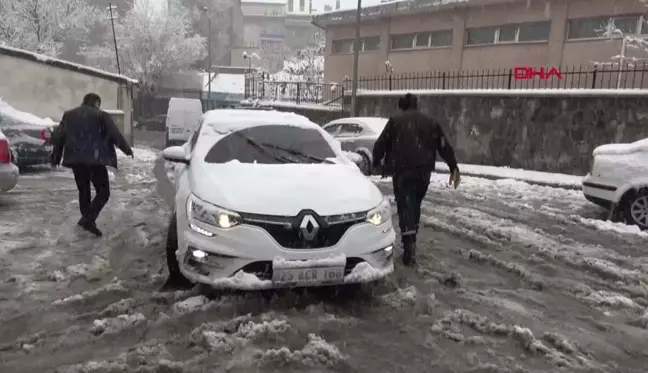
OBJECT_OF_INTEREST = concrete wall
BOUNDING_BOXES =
[355,92,648,175]
[0,53,134,144]
[322,0,648,84]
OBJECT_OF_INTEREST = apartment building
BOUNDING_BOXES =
[313,0,648,83]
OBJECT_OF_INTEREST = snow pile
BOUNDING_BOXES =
[273,255,346,268]
[190,315,290,353]
[593,137,648,156]
[117,146,159,163]
[344,261,394,283]
[210,270,273,290]
[434,162,583,187]
[0,99,58,127]
[380,285,418,308]
[52,279,128,306]
[172,295,216,315]
[252,333,346,368]
[90,313,146,335]
[571,216,648,238]
[272,46,324,82]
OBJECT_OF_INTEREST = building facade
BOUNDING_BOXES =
[313,0,648,84]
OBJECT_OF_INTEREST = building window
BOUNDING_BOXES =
[390,30,452,50]
[331,37,380,54]
[466,21,550,45]
[300,0,305,12]
[288,0,293,12]
[567,15,643,39]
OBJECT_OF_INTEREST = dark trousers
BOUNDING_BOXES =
[72,165,110,224]
[393,170,431,242]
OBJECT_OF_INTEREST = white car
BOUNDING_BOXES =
[0,129,19,192]
[162,109,396,290]
[582,137,648,229]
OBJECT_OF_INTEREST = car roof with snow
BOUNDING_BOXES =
[201,109,319,134]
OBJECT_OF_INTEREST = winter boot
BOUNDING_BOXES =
[401,234,417,266]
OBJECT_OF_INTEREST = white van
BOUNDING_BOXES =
[165,98,204,147]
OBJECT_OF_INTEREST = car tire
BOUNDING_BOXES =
[166,212,193,285]
[622,188,648,230]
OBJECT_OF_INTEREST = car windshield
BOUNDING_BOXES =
[204,124,337,164]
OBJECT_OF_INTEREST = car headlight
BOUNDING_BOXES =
[186,194,242,233]
[366,197,391,225]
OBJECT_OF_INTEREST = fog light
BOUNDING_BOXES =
[383,245,393,253]
[192,249,207,259]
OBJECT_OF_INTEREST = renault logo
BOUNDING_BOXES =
[299,214,319,241]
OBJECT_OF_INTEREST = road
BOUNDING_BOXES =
[0,147,647,373]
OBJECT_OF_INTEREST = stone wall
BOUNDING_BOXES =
[356,91,648,175]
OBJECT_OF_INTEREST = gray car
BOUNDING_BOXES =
[322,117,389,175]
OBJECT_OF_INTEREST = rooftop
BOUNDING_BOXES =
[0,44,138,85]
[312,0,516,27]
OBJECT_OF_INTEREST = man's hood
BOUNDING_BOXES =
[190,162,384,216]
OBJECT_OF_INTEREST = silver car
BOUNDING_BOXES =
[322,117,388,175]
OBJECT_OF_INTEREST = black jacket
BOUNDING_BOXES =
[372,109,458,174]
[51,104,132,169]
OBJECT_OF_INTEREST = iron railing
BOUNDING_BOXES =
[244,63,648,106]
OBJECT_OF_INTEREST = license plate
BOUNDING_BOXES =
[272,266,345,286]
[171,128,183,133]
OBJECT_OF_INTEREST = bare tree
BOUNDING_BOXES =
[0,0,100,56]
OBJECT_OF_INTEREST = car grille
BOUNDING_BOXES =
[240,211,367,249]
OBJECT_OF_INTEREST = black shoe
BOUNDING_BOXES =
[77,217,87,227]
[401,236,417,267]
[81,221,103,237]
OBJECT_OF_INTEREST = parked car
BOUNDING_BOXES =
[0,101,57,168]
[0,128,19,192]
[582,137,648,230]
[162,109,395,290]
[135,114,167,132]
[322,117,389,175]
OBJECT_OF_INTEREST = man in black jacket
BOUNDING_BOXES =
[51,93,134,237]
[372,93,461,266]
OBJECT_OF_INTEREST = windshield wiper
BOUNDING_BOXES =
[259,142,335,164]
[230,132,297,164]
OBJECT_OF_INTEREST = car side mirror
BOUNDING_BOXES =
[162,146,190,164]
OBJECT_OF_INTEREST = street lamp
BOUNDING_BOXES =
[201,6,212,109]
[107,3,121,74]
[350,0,362,116]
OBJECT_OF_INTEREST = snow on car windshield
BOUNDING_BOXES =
[203,124,337,164]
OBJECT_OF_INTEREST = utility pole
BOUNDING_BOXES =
[202,6,212,110]
[108,3,121,74]
[350,0,362,117]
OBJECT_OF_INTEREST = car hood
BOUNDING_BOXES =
[191,162,384,216]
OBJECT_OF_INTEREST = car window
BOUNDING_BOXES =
[204,125,337,164]
[338,123,362,137]
[323,123,341,135]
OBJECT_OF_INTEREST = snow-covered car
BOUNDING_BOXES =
[582,137,648,229]
[0,100,57,168]
[162,109,395,290]
[0,128,19,192]
[322,117,389,175]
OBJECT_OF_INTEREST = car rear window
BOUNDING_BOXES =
[204,125,337,164]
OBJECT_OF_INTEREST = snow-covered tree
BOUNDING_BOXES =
[273,45,324,82]
[0,0,100,56]
[82,0,207,97]
[183,0,237,67]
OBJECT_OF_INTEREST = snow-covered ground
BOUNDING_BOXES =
[0,148,647,373]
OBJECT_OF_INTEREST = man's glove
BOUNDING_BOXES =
[449,169,461,189]
[127,148,134,159]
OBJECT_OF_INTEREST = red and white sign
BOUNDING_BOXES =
[514,67,563,80]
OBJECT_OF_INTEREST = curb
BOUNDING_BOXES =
[432,169,582,191]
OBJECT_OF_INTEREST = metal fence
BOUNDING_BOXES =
[244,63,648,106]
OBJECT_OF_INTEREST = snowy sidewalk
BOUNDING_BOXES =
[433,162,583,190]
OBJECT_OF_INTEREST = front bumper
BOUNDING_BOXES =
[582,174,619,209]
[177,219,396,290]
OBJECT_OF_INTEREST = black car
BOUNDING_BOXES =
[0,102,57,169]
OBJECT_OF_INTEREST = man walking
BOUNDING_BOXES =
[51,93,133,237]
[372,93,461,266]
